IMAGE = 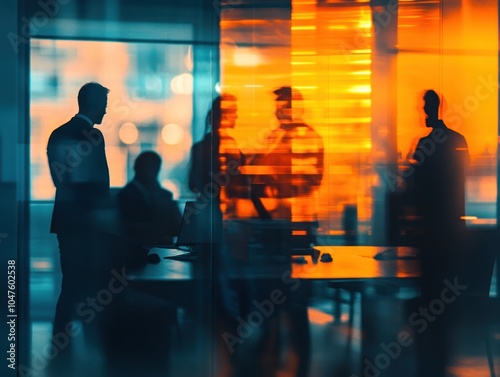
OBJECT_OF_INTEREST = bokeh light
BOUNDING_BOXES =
[119,122,139,145]
[170,73,193,95]
[161,123,184,145]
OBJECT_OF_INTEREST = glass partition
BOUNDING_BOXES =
[219,0,498,246]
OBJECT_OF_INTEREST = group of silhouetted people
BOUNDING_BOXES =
[46,81,470,377]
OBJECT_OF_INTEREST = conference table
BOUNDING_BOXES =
[128,245,420,282]
[127,246,420,287]
[127,245,420,375]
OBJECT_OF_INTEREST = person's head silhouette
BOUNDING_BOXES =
[77,82,110,125]
[205,93,238,134]
[134,151,162,186]
[273,86,304,123]
[423,89,440,128]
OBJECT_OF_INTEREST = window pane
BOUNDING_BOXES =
[30,39,195,201]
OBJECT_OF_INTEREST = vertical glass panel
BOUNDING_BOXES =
[30,39,194,201]
[29,39,195,321]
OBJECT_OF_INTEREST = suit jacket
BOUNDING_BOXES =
[413,122,468,236]
[47,116,110,234]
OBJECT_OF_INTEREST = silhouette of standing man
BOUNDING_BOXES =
[47,82,110,370]
[412,89,469,377]
[251,86,324,222]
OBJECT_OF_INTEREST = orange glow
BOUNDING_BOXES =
[119,122,139,145]
[307,308,333,325]
[219,0,498,237]
[291,247,419,280]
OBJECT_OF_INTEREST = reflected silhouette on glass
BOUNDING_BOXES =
[249,86,324,224]
[189,94,246,217]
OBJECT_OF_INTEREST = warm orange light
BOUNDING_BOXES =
[291,51,317,55]
[348,85,371,94]
[291,26,316,31]
[292,13,315,20]
[119,122,139,145]
[307,308,333,325]
[351,70,371,75]
[460,216,478,220]
[161,123,184,145]
[31,259,53,271]
[233,48,262,67]
[161,179,180,200]
[170,73,193,95]
[328,25,348,30]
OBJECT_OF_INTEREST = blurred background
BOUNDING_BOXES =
[1,0,499,374]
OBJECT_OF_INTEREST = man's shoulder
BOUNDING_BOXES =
[191,135,211,152]
[159,187,174,200]
[48,119,71,136]
[447,127,467,143]
[48,117,84,139]
[117,182,140,203]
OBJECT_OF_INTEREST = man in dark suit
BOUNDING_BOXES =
[412,89,469,377]
[47,82,110,368]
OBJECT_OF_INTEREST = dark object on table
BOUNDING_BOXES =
[147,253,161,264]
[320,253,333,262]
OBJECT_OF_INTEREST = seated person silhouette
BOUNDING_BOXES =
[98,151,180,376]
[118,151,181,267]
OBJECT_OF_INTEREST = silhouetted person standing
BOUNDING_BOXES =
[246,87,323,377]
[250,86,324,223]
[118,151,181,267]
[412,89,469,377]
[47,82,110,371]
[189,94,245,212]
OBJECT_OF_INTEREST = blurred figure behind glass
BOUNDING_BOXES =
[188,93,246,213]
[249,86,324,225]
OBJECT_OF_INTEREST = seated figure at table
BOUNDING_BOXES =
[118,151,181,266]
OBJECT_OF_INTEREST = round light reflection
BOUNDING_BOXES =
[162,123,184,145]
[170,73,193,95]
[119,122,138,145]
